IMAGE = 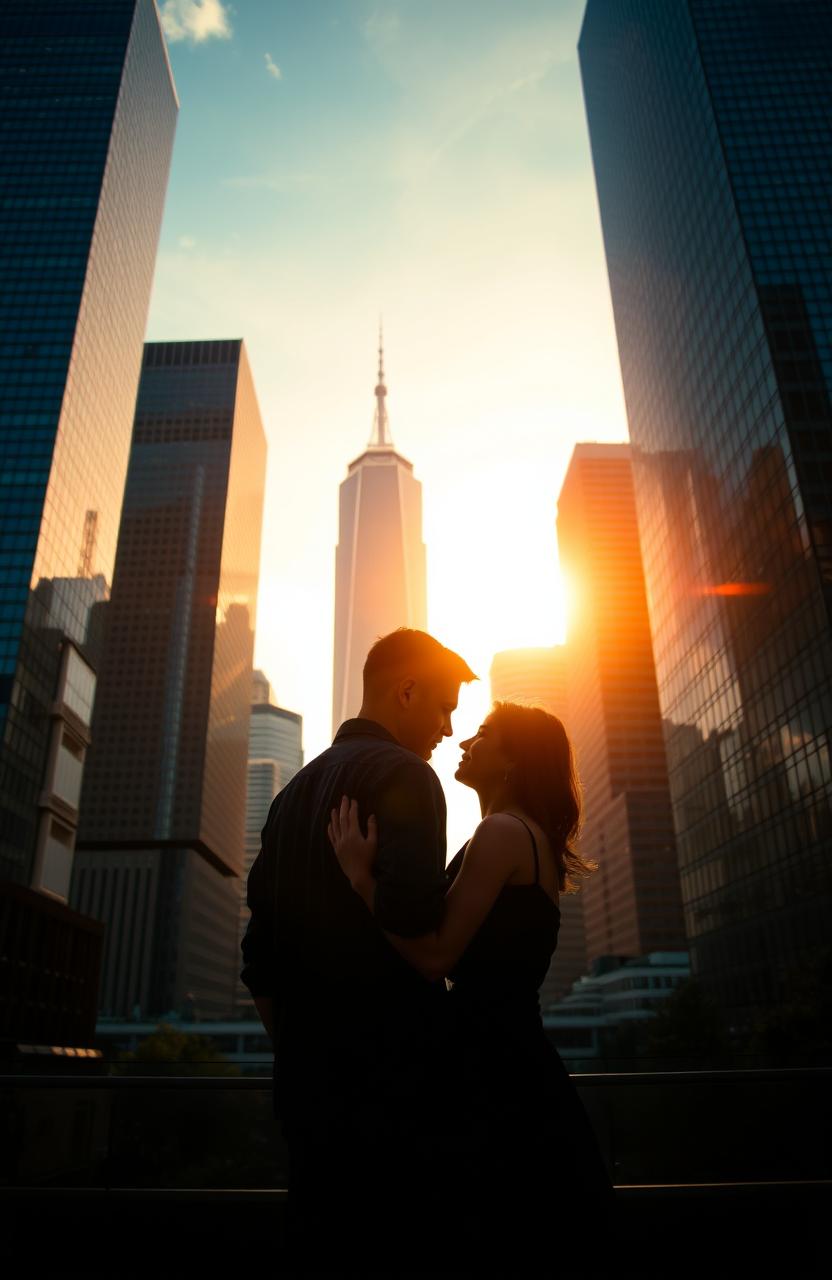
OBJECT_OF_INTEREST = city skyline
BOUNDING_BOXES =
[1,8,827,1262]
[143,0,628,853]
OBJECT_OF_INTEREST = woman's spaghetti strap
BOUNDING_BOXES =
[507,814,540,886]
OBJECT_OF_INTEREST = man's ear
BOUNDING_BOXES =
[396,677,417,708]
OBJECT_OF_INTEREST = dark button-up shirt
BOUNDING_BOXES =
[240,718,448,1140]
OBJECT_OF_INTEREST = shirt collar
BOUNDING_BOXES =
[333,717,402,747]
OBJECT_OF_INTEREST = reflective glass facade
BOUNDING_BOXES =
[72,341,267,1019]
[0,0,177,884]
[580,0,832,1020]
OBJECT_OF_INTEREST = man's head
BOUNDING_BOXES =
[359,628,477,759]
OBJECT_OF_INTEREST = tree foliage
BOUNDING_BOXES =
[747,946,832,1066]
[116,1021,240,1076]
[600,981,731,1070]
[641,981,730,1064]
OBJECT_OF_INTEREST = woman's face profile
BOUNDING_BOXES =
[455,716,511,790]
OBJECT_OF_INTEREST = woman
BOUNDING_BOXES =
[329,701,613,1266]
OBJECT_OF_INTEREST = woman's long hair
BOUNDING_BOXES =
[489,701,595,893]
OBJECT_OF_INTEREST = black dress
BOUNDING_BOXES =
[443,819,614,1267]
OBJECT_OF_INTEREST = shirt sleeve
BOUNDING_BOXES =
[240,819,276,999]
[371,760,447,938]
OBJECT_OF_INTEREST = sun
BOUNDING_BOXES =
[426,480,568,686]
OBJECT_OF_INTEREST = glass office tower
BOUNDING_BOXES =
[0,0,177,890]
[73,340,267,1020]
[579,1,832,1021]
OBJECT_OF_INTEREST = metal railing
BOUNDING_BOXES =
[3,1066,831,1191]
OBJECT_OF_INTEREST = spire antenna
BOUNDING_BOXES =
[370,319,392,447]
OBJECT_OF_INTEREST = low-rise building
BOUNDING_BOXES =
[543,951,690,1068]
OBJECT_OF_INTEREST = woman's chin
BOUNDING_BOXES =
[454,767,474,788]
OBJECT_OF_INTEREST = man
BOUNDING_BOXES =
[241,628,476,1264]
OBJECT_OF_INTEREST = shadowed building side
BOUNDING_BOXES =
[332,334,427,734]
[72,340,266,1020]
[489,646,588,1007]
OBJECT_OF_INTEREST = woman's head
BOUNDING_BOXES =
[456,702,594,892]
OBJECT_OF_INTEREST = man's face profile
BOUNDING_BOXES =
[399,673,459,760]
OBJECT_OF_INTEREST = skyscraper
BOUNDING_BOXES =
[557,444,685,966]
[580,0,832,1019]
[332,335,427,732]
[0,0,177,897]
[489,646,588,1006]
[236,670,303,1015]
[72,340,267,1020]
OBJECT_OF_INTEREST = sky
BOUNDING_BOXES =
[147,0,629,852]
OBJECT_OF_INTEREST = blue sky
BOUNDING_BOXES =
[149,0,628,849]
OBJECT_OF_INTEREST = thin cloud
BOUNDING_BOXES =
[222,173,325,193]
[178,235,197,250]
[160,0,232,44]
[265,52,282,80]
[428,55,561,167]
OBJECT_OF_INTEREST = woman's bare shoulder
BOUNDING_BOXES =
[465,813,534,862]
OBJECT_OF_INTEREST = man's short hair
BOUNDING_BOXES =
[363,628,477,693]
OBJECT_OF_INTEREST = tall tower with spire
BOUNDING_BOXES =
[332,330,427,732]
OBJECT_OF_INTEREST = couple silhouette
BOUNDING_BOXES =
[242,628,612,1273]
